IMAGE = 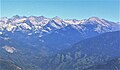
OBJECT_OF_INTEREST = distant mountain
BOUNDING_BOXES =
[0,16,119,34]
[0,16,119,52]
[0,16,120,70]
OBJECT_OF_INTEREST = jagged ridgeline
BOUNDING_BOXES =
[0,16,120,70]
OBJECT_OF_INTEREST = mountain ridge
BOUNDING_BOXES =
[0,16,120,70]
[0,16,119,35]
[45,31,120,70]
[0,16,120,51]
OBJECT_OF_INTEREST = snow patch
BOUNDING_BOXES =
[2,46,16,53]
[0,32,2,35]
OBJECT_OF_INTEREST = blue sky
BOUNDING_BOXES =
[0,0,119,22]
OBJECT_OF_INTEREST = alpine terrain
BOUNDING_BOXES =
[0,16,120,70]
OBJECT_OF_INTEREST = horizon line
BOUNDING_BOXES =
[0,15,119,22]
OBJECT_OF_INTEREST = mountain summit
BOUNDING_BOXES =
[0,16,120,51]
[0,16,120,70]
[0,16,119,34]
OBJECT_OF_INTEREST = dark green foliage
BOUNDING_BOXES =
[45,31,120,70]
[0,31,120,70]
[0,59,22,70]
[87,58,120,70]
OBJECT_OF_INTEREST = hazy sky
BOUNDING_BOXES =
[0,0,119,22]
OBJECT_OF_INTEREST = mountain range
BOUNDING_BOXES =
[0,16,120,70]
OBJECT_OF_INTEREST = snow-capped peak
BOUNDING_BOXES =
[86,17,111,26]
[0,15,119,35]
[52,16,62,20]
[88,17,100,21]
